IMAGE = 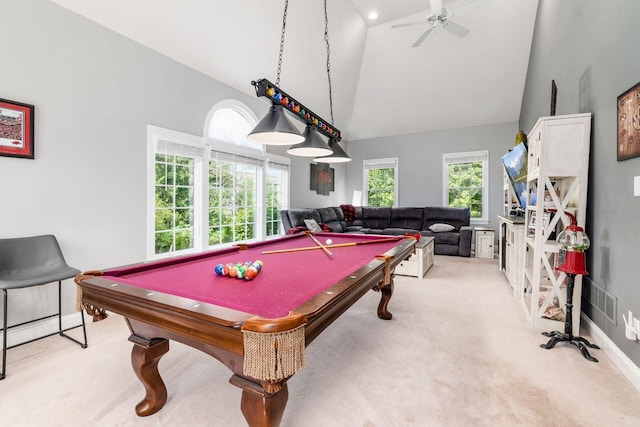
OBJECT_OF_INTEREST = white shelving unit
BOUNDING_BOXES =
[521,113,591,335]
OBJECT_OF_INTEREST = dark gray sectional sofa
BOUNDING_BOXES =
[280,206,472,257]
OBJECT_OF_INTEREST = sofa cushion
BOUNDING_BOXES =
[317,207,344,232]
[422,230,460,245]
[389,207,424,230]
[361,207,391,229]
[436,232,461,245]
[422,207,470,230]
[287,209,322,228]
[360,228,385,235]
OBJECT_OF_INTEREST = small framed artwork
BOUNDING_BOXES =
[0,98,34,159]
[617,81,640,161]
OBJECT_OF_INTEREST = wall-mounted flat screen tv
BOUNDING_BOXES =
[501,142,528,211]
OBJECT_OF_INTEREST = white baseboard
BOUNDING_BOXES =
[5,312,84,348]
[582,313,640,392]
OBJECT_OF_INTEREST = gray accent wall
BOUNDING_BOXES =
[520,0,640,365]
[346,122,519,233]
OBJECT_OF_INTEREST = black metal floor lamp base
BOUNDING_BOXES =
[539,273,600,362]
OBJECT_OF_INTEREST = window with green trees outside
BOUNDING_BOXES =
[155,152,195,254]
[364,158,398,207]
[367,168,395,207]
[443,151,488,222]
[149,102,290,258]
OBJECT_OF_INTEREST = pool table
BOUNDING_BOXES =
[76,232,416,427]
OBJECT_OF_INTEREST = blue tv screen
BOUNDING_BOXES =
[501,142,528,211]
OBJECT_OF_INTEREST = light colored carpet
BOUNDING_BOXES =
[1,256,639,426]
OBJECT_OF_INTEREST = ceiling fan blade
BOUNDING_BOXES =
[411,27,434,48]
[429,0,443,16]
[391,20,428,29]
[443,20,470,38]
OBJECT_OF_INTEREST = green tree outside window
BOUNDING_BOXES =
[367,168,395,207]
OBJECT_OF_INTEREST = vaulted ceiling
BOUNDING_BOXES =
[51,0,539,141]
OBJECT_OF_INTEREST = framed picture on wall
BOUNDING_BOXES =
[0,98,35,159]
[617,81,640,161]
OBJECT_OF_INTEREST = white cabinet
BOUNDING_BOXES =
[498,215,525,296]
[475,228,495,259]
[395,237,434,278]
[521,113,591,335]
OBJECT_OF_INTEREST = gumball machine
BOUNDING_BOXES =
[539,222,600,361]
[556,225,590,275]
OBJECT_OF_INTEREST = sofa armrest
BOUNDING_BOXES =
[279,210,293,231]
[459,226,473,257]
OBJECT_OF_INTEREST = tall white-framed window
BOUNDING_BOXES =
[442,150,488,223]
[363,158,398,207]
[266,160,290,236]
[147,100,290,259]
[148,127,204,256]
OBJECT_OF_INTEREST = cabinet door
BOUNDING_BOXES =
[476,231,494,258]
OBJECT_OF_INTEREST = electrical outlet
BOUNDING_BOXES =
[635,176,640,197]
[623,310,639,340]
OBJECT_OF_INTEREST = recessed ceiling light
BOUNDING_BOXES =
[368,11,378,20]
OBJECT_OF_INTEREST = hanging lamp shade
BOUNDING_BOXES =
[314,139,351,163]
[287,125,332,157]
[248,104,305,145]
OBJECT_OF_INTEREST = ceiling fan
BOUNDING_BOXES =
[391,0,485,48]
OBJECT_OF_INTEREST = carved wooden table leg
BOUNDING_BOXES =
[129,335,170,416]
[374,257,394,320]
[230,375,288,427]
[376,278,394,320]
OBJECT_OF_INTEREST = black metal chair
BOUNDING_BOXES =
[0,235,87,380]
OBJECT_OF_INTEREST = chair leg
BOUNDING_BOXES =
[58,281,88,349]
[0,282,88,380]
[2,290,8,380]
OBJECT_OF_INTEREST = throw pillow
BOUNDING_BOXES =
[340,204,357,221]
[304,219,322,232]
[429,223,455,233]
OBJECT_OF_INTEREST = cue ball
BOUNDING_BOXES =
[325,239,333,245]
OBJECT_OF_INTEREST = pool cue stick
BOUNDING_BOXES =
[306,231,333,257]
[261,236,403,255]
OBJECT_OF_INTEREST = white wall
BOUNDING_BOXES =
[0,0,276,323]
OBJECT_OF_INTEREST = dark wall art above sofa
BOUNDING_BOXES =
[310,163,335,195]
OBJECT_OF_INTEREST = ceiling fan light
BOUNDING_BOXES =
[287,126,332,157]
[248,104,305,145]
[314,139,351,163]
